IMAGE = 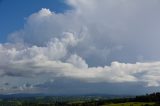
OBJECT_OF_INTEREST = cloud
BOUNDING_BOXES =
[1,37,160,87]
[9,0,160,66]
[1,0,160,93]
[67,54,88,69]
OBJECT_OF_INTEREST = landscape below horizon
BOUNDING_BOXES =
[0,92,160,106]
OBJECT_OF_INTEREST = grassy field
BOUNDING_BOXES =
[102,102,155,106]
[68,100,85,105]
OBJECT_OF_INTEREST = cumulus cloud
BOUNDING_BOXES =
[1,37,160,87]
[67,54,88,69]
[1,0,160,93]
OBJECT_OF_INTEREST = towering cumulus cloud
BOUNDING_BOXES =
[1,0,160,93]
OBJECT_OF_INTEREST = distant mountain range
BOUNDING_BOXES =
[0,93,133,99]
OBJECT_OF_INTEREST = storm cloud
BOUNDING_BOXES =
[1,0,160,93]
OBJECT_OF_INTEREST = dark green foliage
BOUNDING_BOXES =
[0,92,160,106]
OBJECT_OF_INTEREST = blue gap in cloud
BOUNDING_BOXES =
[0,0,72,43]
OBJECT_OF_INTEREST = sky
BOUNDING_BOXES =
[0,0,70,43]
[1,0,160,95]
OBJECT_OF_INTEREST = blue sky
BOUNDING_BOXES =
[0,0,160,95]
[0,0,70,43]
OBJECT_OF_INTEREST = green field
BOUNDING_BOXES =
[102,102,155,106]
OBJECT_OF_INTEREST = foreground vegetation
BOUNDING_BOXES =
[102,102,155,106]
[0,92,160,106]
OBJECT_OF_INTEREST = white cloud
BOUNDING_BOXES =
[1,0,160,92]
[1,38,160,87]
[67,54,88,69]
